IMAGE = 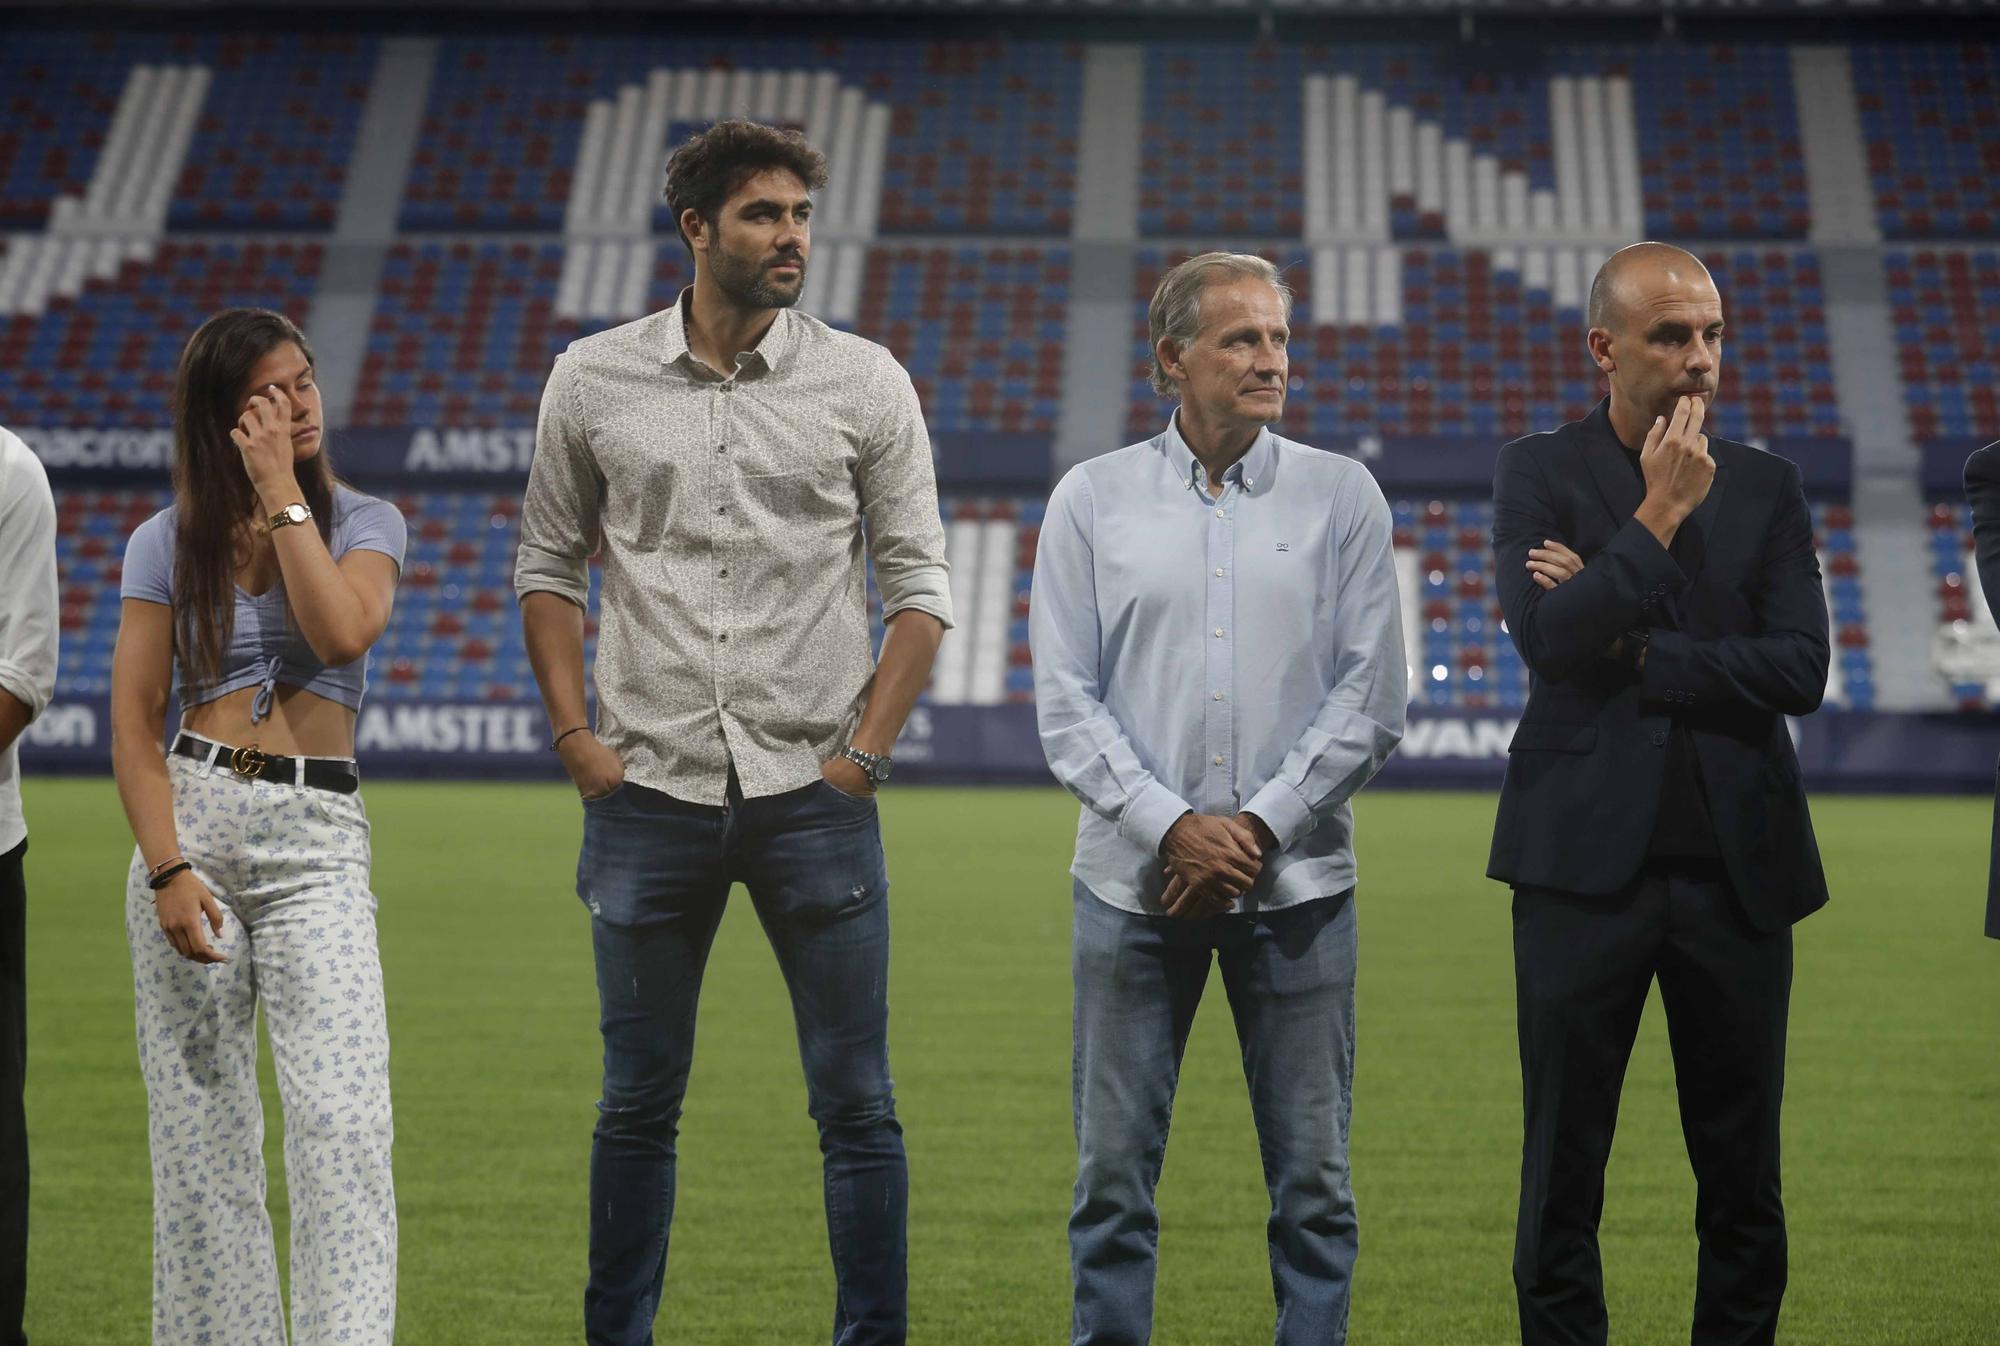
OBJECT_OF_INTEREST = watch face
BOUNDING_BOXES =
[873,757,893,783]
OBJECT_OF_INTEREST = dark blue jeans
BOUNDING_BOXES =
[1070,882,1359,1346]
[576,777,906,1346]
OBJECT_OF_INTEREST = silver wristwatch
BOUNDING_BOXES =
[841,745,894,787]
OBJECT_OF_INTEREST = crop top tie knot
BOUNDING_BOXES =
[120,486,409,715]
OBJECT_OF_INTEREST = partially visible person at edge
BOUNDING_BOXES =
[516,120,950,1346]
[111,309,405,1346]
[1031,251,1408,1346]
[0,423,57,1346]
[1489,242,1830,1346]
[1959,438,2000,939]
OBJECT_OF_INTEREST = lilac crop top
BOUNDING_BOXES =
[121,485,407,720]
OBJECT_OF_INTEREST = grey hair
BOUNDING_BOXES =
[1146,252,1294,397]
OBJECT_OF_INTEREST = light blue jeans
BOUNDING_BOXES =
[1070,881,1358,1346]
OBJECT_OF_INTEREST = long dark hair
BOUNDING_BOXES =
[169,308,336,692]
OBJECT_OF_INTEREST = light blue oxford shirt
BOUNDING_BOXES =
[1030,416,1408,915]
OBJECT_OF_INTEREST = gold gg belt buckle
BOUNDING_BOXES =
[230,743,268,780]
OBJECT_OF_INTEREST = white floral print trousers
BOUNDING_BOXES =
[126,749,396,1345]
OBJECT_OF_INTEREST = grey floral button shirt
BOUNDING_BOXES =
[515,292,953,805]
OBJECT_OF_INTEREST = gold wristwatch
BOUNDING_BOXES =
[268,502,313,531]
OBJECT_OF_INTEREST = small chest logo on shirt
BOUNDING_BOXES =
[1275,541,1290,553]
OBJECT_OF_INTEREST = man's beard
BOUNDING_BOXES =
[711,244,806,310]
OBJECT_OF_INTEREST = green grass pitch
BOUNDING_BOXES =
[18,781,2000,1343]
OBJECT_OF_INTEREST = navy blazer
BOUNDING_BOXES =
[1959,441,2000,939]
[1487,401,1831,933]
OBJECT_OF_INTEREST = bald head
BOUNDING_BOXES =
[1588,242,1716,334]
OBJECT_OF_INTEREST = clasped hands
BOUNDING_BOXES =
[1158,810,1278,919]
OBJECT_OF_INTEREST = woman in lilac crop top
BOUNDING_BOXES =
[110,309,404,1344]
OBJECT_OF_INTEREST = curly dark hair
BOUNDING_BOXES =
[661,119,829,260]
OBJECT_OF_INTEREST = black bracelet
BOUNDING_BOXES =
[550,725,591,752]
[147,860,192,891]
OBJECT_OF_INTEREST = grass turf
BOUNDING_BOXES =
[18,782,2000,1343]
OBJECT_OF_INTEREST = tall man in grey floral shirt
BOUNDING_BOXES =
[517,121,951,1346]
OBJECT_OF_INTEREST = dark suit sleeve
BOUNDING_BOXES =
[1492,437,1688,681]
[1641,461,1829,716]
[1962,445,2000,619]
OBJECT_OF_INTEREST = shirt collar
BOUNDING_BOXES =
[1159,411,1276,495]
[1586,396,1633,454]
[657,287,795,377]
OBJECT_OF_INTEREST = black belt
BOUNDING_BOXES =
[172,734,359,794]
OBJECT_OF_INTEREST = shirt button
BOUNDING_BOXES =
[717,444,727,453]
[718,567,728,577]
[1213,627,1224,638]
[1214,508,1226,519]
[1213,754,1225,765]
[1213,691,1224,700]
[716,505,726,514]
[1214,568,1225,577]
[719,633,729,642]
[1651,730,1666,746]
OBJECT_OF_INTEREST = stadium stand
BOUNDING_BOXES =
[856,246,1069,436]
[352,240,1068,436]
[1143,43,1805,242]
[403,37,1080,236]
[374,489,583,704]
[51,486,170,699]
[1853,42,2000,240]
[166,35,377,231]
[2,26,1907,727]
[1925,498,2000,709]
[350,240,686,427]
[1887,248,2000,446]
[1,32,380,233]
[0,239,322,424]
[0,33,121,228]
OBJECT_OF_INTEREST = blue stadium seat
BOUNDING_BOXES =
[403,38,1080,236]
[1853,44,2000,240]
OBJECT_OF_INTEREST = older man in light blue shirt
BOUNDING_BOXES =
[1031,253,1406,1346]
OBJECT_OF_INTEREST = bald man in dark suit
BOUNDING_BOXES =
[1960,439,2000,940]
[1489,243,1830,1346]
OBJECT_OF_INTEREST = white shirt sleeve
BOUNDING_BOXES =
[0,429,59,723]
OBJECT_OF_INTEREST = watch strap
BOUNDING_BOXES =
[841,745,891,784]
[268,501,313,531]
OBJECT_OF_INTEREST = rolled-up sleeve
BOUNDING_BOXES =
[1242,467,1407,850]
[0,438,58,721]
[514,354,600,610]
[1030,467,1192,855]
[857,358,953,629]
